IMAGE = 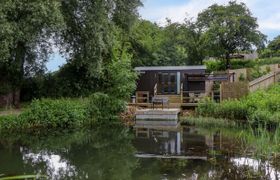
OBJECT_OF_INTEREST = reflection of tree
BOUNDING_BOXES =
[62,126,138,180]
[0,125,138,180]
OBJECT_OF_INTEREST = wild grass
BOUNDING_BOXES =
[196,83,280,125]
[239,125,280,159]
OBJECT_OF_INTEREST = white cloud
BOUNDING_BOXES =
[139,0,280,38]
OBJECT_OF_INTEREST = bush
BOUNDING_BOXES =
[196,98,217,117]
[196,84,280,125]
[19,99,88,129]
[87,92,126,125]
[214,100,248,120]
[0,115,19,130]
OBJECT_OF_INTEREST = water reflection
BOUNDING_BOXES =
[133,126,280,180]
[133,126,224,158]
[21,148,77,179]
[0,125,280,179]
[0,126,137,180]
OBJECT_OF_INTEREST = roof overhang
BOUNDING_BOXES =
[134,66,206,72]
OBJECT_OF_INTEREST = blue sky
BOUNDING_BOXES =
[47,0,280,71]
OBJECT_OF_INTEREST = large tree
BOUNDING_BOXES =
[197,1,266,68]
[0,0,63,106]
[0,0,142,104]
[54,0,142,97]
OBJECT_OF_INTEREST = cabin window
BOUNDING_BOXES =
[158,72,177,94]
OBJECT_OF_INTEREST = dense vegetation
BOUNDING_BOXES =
[0,0,279,130]
[205,57,280,72]
[0,0,141,102]
[0,92,128,132]
[196,84,280,126]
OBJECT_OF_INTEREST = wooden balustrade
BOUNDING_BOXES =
[181,90,206,103]
[136,91,149,103]
[154,83,158,95]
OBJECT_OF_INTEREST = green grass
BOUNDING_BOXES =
[196,83,280,125]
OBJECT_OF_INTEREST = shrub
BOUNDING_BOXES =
[18,99,88,129]
[196,83,280,125]
[196,98,217,117]
[87,92,126,125]
[0,115,19,130]
[214,100,248,120]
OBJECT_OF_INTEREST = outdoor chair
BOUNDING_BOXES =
[152,96,169,109]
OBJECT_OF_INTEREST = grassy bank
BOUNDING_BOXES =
[196,83,280,126]
[0,93,126,132]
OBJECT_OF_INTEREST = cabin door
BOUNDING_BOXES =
[158,72,177,94]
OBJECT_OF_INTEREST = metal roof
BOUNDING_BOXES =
[134,66,206,71]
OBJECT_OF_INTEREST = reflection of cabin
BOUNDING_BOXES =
[134,66,207,107]
[133,126,222,159]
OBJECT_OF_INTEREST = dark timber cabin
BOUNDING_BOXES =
[133,66,207,108]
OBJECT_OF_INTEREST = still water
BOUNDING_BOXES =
[0,125,279,180]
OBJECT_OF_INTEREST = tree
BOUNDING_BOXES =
[130,20,164,67]
[197,1,266,68]
[268,35,280,52]
[179,19,207,65]
[155,20,188,66]
[52,0,142,97]
[0,0,63,106]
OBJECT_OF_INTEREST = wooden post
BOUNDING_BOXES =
[220,83,222,102]
[180,83,183,103]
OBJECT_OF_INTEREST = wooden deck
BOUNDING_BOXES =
[128,102,199,108]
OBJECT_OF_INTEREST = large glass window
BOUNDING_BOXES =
[158,73,177,94]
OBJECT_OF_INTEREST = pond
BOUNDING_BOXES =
[0,125,279,180]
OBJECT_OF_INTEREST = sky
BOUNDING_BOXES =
[47,0,280,71]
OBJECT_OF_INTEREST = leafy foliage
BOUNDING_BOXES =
[87,93,125,125]
[205,57,280,72]
[0,0,63,94]
[196,84,280,125]
[197,1,266,67]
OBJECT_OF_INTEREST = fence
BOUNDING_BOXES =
[249,71,280,92]
[220,82,249,100]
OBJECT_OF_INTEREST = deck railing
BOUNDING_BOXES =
[136,91,149,103]
[181,90,206,103]
[154,83,158,96]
